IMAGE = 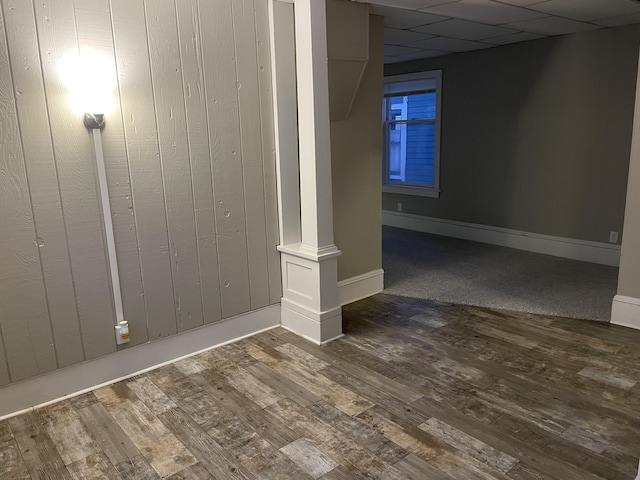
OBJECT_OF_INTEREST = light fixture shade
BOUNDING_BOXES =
[59,49,117,116]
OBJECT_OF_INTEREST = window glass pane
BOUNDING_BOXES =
[386,121,435,185]
[383,71,441,193]
[405,122,435,185]
[406,92,435,120]
[388,125,403,180]
[387,92,436,121]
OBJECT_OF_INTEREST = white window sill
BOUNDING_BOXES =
[382,184,440,198]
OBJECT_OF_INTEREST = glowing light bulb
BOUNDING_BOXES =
[59,49,117,116]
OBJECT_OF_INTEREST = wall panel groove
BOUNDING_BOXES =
[231,0,270,311]
[0,2,56,381]
[254,0,282,304]
[198,0,251,318]
[110,0,177,341]
[175,0,222,325]
[144,0,204,333]
[3,0,84,368]
[34,0,116,360]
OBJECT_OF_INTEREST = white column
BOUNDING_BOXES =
[292,0,336,253]
[612,48,640,330]
[270,0,342,344]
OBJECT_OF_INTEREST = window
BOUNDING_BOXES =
[383,70,442,198]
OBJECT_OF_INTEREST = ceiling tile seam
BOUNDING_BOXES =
[400,34,511,46]
[491,0,551,8]
[398,18,530,41]
[417,1,640,26]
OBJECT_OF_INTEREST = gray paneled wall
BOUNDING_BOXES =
[0,0,280,387]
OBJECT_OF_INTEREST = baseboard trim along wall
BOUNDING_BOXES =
[0,305,280,420]
[338,269,385,305]
[383,211,621,267]
[611,295,640,330]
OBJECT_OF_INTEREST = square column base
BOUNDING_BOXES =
[278,243,343,344]
[611,295,640,330]
[281,298,343,344]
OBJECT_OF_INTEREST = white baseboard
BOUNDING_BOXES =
[383,211,621,267]
[338,269,385,305]
[611,295,640,330]
[280,298,343,345]
[0,305,280,420]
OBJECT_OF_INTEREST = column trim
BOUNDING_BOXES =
[278,242,341,262]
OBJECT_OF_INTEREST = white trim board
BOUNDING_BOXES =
[383,211,621,267]
[0,305,280,420]
[280,299,344,345]
[611,295,640,330]
[338,269,384,305]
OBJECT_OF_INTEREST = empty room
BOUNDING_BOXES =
[1,0,640,479]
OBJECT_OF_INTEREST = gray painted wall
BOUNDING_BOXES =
[0,0,279,387]
[331,15,384,281]
[383,25,640,244]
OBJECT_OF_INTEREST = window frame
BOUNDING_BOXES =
[382,70,442,198]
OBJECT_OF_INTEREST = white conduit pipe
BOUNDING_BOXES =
[91,128,125,324]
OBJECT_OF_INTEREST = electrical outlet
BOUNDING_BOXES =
[115,321,130,345]
[609,231,619,244]
[397,202,402,212]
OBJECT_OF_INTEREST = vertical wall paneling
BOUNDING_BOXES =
[231,0,270,310]
[34,0,117,360]
[0,0,279,389]
[144,0,204,332]
[175,0,222,324]
[0,4,56,381]
[254,0,282,304]
[73,0,148,346]
[2,0,84,367]
[198,0,251,318]
[110,0,177,340]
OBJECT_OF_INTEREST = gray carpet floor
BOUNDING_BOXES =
[382,225,619,321]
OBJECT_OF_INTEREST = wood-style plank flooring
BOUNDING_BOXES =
[2,293,640,479]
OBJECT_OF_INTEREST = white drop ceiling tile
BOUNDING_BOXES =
[384,44,426,56]
[528,0,640,22]
[385,27,436,45]
[412,18,520,40]
[595,13,640,27]
[421,0,549,24]
[507,16,603,35]
[373,5,451,29]
[483,31,546,44]
[405,36,493,51]
[366,0,460,8]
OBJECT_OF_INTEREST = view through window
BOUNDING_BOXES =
[383,71,442,197]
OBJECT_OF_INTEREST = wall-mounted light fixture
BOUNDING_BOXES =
[59,50,117,116]
[60,49,128,343]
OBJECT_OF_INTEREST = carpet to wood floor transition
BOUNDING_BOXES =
[1,294,639,479]
[383,225,619,322]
